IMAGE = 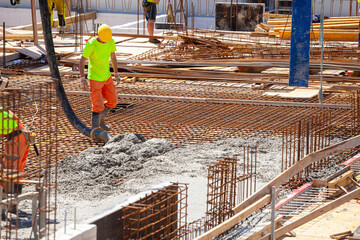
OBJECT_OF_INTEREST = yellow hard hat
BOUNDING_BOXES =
[98,24,112,43]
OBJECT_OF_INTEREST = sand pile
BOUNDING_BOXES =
[57,133,174,199]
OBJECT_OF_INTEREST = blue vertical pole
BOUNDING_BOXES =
[358,21,360,46]
[289,0,312,87]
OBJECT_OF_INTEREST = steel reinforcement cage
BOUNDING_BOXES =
[121,183,189,240]
[0,80,58,240]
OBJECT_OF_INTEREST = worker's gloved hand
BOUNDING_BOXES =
[80,76,89,90]
[114,73,121,85]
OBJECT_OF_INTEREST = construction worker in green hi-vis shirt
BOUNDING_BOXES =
[79,24,120,132]
[0,108,30,195]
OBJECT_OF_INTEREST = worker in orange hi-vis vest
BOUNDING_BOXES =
[0,108,30,195]
[142,0,161,44]
[48,0,67,33]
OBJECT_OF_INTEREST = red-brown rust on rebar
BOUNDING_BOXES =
[205,152,257,233]
[121,183,188,240]
[0,82,58,239]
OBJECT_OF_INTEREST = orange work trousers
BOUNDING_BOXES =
[2,131,30,184]
[4,132,29,172]
[89,76,118,113]
[1,111,29,184]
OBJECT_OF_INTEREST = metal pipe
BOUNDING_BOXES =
[64,210,67,234]
[74,207,76,230]
[270,186,276,240]
[137,0,139,35]
[38,0,111,143]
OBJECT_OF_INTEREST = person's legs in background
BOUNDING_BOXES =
[54,0,67,33]
[144,3,160,43]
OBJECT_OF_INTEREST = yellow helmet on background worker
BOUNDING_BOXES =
[98,24,112,43]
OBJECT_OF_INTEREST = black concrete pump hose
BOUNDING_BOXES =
[38,0,112,143]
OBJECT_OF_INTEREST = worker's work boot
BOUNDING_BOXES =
[91,112,101,129]
[58,14,66,28]
[149,38,160,44]
[100,106,111,131]
[9,184,22,214]
[13,184,22,195]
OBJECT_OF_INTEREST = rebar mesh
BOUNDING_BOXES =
[0,81,58,240]
[121,183,188,240]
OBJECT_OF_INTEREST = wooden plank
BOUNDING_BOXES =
[16,45,46,60]
[328,171,354,189]
[263,13,291,18]
[114,59,360,71]
[260,188,360,240]
[336,183,349,194]
[166,3,175,23]
[263,88,319,99]
[1,34,42,41]
[117,72,288,84]
[0,52,21,63]
[230,134,360,221]
[330,231,353,239]
[63,91,352,109]
[280,30,359,41]
[275,24,360,32]
[194,195,271,240]
[11,11,97,31]
[65,0,71,18]
[0,26,12,35]
[1,192,39,206]
[267,17,360,25]
[31,0,38,46]
[324,166,351,182]
[243,216,283,240]
[59,32,166,39]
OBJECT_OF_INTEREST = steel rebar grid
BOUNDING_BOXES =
[0,81,58,240]
[129,29,360,63]
[4,73,358,181]
[121,183,188,240]
[276,187,338,220]
[281,105,359,172]
[205,157,237,229]
[204,149,257,232]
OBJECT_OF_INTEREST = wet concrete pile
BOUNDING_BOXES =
[306,162,344,181]
[57,133,174,199]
